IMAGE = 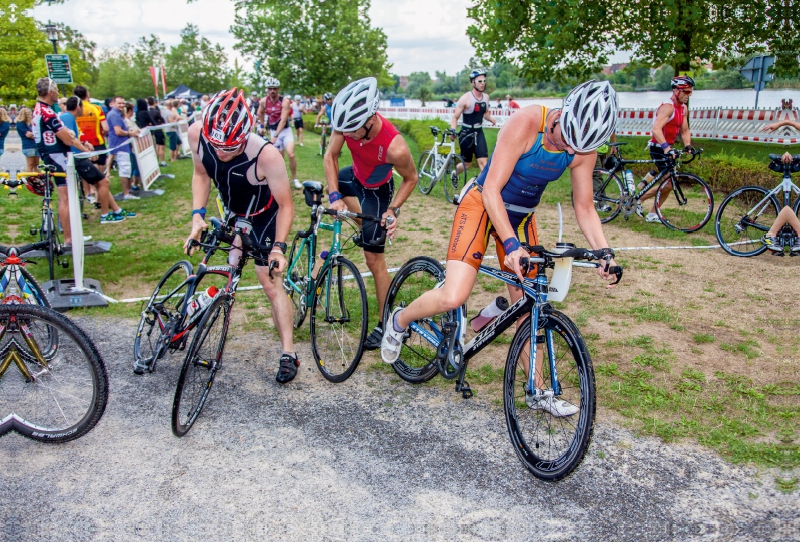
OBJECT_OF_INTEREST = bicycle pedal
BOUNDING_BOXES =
[456,381,472,399]
[771,251,785,257]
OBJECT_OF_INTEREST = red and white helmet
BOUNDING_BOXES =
[560,80,618,152]
[202,88,252,150]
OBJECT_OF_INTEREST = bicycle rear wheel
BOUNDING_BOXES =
[715,186,778,257]
[655,173,714,233]
[285,232,312,329]
[504,309,595,481]
[0,304,108,443]
[383,256,452,384]
[443,154,467,204]
[588,169,624,223]
[134,260,193,374]
[41,206,60,281]
[310,256,368,383]
[417,151,436,195]
[16,266,51,308]
[171,293,232,437]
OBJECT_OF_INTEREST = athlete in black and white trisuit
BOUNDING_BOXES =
[184,88,300,384]
[291,94,305,146]
[257,76,301,189]
[451,68,497,175]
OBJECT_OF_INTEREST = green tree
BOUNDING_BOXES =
[94,36,166,99]
[165,24,230,94]
[231,0,392,95]
[0,0,51,106]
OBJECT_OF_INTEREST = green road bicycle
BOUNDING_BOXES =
[283,181,387,383]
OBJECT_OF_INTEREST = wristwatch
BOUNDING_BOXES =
[272,242,288,254]
[390,206,401,217]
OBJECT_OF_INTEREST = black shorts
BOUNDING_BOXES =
[338,166,393,254]
[75,158,105,185]
[227,205,278,267]
[41,153,68,186]
[152,128,166,146]
[293,118,303,130]
[649,146,671,173]
[93,143,108,166]
[458,128,488,163]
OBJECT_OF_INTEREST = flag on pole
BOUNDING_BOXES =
[149,66,159,99]
[161,65,167,95]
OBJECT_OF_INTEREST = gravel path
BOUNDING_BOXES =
[2,317,798,542]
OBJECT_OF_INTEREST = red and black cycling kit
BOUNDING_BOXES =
[263,95,286,131]
[459,91,490,162]
[338,113,399,253]
[198,134,276,266]
[32,101,71,186]
[649,96,687,171]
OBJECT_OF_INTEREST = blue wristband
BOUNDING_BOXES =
[503,237,521,254]
[192,207,206,218]
[329,191,342,203]
[660,142,670,150]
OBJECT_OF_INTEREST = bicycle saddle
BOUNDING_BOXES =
[429,126,441,135]
[607,142,627,147]
[302,181,323,193]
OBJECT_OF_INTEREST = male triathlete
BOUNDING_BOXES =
[324,77,418,350]
[183,88,300,384]
[450,68,497,176]
[248,91,260,119]
[315,92,334,156]
[641,75,695,222]
[257,77,300,189]
[32,77,94,246]
[382,81,621,416]
[291,94,305,146]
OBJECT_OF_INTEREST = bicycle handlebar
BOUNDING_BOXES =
[1,241,49,260]
[518,246,623,285]
[322,208,385,223]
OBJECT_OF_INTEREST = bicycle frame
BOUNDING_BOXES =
[0,247,47,305]
[426,133,457,185]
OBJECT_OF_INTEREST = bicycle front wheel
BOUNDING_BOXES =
[286,232,311,329]
[443,154,467,204]
[134,260,192,374]
[504,309,595,482]
[588,169,624,224]
[0,304,108,442]
[320,131,327,156]
[171,293,232,437]
[383,256,453,384]
[417,151,436,195]
[310,257,368,383]
[655,173,714,233]
[715,186,778,257]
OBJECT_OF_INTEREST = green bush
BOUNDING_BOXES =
[387,118,451,155]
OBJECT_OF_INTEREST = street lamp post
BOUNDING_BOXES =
[44,22,66,98]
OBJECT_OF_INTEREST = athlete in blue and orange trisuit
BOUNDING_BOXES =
[382,81,622,417]
[324,77,418,350]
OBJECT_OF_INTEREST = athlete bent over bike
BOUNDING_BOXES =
[184,88,300,383]
[382,81,621,416]
[324,77,418,350]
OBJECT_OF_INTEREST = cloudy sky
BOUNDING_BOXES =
[31,0,476,77]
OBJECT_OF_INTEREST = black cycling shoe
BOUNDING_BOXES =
[276,354,300,384]
[363,324,383,351]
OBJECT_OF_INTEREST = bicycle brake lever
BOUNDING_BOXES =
[608,265,623,285]
[268,260,278,280]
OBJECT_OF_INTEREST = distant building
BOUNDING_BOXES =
[602,63,628,75]
[398,76,409,90]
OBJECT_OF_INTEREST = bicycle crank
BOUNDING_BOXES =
[436,321,463,380]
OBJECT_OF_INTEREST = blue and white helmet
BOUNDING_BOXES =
[330,77,380,132]
[560,80,618,152]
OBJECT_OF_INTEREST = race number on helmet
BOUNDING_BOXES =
[202,88,253,149]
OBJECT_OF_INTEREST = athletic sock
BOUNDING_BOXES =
[393,310,406,332]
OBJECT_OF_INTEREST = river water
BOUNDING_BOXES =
[383,89,800,110]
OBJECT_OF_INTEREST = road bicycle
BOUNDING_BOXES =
[1,167,70,280]
[0,303,108,442]
[715,153,800,257]
[0,242,52,308]
[315,119,330,156]
[284,181,387,382]
[591,144,713,233]
[383,245,622,481]
[417,126,468,204]
[132,214,277,436]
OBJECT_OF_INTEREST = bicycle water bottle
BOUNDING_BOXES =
[636,171,655,192]
[470,296,509,332]
[187,286,219,317]
[548,242,575,303]
[624,169,636,193]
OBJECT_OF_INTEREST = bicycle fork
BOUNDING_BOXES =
[527,305,561,398]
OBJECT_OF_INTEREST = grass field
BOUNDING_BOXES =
[4,122,799,485]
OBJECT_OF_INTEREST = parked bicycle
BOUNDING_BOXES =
[283,181,388,382]
[315,119,330,156]
[0,241,52,307]
[417,126,468,203]
[133,214,277,436]
[715,153,800,257]
[591,143,713,232]
[0,303,108,442]
[383,244,622,481]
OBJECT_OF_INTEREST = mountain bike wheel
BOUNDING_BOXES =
[172,293,232,437]
[285,232,311,329]
[417,151,436,195]
[383,256,453,384]
[443,154,467,204]
[0,304,108,443]
[504,308,595,482]
[134,260,193,374]
[585,169,624,224]
[715,186,778,257]
[310,256,368,383]
[655,173,714,233]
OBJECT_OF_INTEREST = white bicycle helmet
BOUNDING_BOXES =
[264,76,281,88]
[560,80,618,152]
[330,77,380,132]
[294,94,302,101]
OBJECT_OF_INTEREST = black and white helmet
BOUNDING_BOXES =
[323,92,333,100]
[560,80,618,152]
[264,76,280,88]
[330,77,380,132]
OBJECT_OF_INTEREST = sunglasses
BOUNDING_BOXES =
[212,141,244,154]
[267,87,278,91]
[474,79,486,84]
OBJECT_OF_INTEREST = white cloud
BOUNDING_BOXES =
[30,0,476,77]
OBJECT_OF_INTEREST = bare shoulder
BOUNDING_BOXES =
[503,104,541,131]
[188,121,201,143]
[387,132,411,161]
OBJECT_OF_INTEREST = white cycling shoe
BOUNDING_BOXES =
[381,307,408,364]
[526,388,579,417]
[293,179,302,189]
